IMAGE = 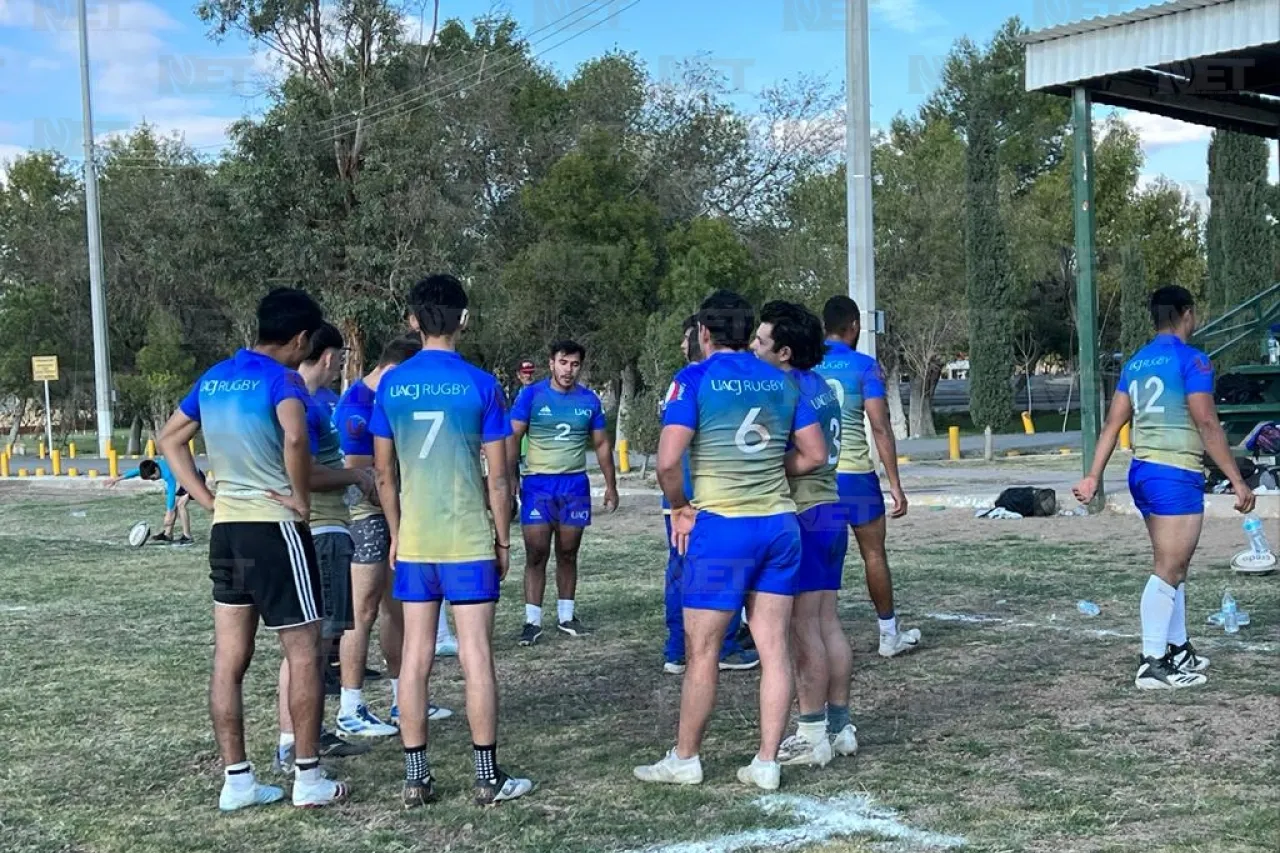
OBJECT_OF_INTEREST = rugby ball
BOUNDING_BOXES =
[1231,549,1277,575]
[128,521,151,548]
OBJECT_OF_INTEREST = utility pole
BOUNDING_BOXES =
[77,0,114,456]
[846,0,876,358]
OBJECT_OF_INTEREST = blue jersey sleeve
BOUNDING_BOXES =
[792,392,820,432]
[481,379,511,444]
[179,381,201,422]
[369,389,393,440]
[270,370,309,408]
[662,368,699,429]
[1182,349,1215,396]
[589,394,607,432]
[305,400,327,455]
[862,360,887,400]
[337,405,374,456]
[510,386,534,424]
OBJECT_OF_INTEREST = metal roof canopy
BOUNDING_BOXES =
[1023,0,1280,138]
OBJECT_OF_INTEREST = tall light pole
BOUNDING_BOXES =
[77,0,114,456]
[846,0,875,358]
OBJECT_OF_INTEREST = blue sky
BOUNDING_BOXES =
[0,0,1272,203]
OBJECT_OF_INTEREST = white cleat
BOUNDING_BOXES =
[777,733,834,767]
[218,778,285,812]
[830,724,859,757]
[292,771,350,808]
[633,748,703,785]
[878,628,922,658]
[736,757,781,791]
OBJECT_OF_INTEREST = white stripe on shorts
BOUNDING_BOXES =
[279,521,318,623]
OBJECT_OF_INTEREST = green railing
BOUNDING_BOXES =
[1192,282,1280,361]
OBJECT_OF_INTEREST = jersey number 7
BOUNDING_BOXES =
[413,411,445,458]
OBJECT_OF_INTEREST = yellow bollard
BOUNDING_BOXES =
[897,455,911,464]
[67,467,79,477]
[51,449,62,476]
[948,426,961,461]
[18,468,28,477]
[1119,422,1132,451]
[0,453,8,477]
[35,467,46,476]
[38,442,46,460]
[1021,411,1035,435]
[88,469,99,478]
[146,438,156,458]
[68,441,76,458]
[108,450,119,480]
[617,438,631,474]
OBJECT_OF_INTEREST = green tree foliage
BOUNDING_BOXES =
[964,86,1017,433]
[1120,245,1152,359]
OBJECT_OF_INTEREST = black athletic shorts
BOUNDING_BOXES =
[209,521,323,630]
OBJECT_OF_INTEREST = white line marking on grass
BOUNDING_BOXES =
[628,794,965,852]
[0,605,29,612]
[925,613,1276,652]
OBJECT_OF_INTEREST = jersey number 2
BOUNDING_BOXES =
[1128,377,1166,415]
[413,411,445,458]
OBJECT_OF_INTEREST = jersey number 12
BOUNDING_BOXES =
[1128,377,1166,415]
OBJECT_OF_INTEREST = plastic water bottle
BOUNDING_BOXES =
[1076,600,1100,617]
[1242,516,1271,557]
[1222,591,1240,634]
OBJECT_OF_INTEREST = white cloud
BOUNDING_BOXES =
[872,0,946,34]
[1118,111,1212,151]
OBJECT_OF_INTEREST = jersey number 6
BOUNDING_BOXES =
[735,407,771,454]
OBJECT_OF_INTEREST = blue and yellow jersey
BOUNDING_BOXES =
[788,367,842,512]
[509,380,606,475]
[1120,335,1215,473]
[178,349,310,524]
[335,379,381,521]
[659,383,696,515]
[663,351,817,518]
[369,350,510,563]
[815,341,886,474]
[306,390,349,530]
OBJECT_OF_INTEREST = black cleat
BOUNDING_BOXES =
[518,623,542,647]
[557,617,589,637]
[402,777,439,809]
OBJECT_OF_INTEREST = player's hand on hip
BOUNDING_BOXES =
[1072,476,1097,505]
[388,537,398,569]
[603,486,619,513]
[1233,482,1256,515]
[265,489,308,520]
[671,505,696,556]
[888,484,908,518]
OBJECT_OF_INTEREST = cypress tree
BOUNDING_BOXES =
[1120,244,1151,359]
[1209,130,1272,362]
[964,87,1016,432]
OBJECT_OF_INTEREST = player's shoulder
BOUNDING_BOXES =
[574,383,603,403]
[1173,340,1214,376]
[459,358,503,396]
[673,359,711,388]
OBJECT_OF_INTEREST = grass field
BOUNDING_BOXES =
[1,486,1277,853]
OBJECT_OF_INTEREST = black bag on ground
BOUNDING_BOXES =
[994,487,1057,517]
[1203,455,1259,492]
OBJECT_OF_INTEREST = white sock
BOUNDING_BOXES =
[278,732,295,750]
[798,717,828,744]
[339,687,363,717]
[1168,583,1188,646]
[224,761,254,791]
[390,678,399,706]
[295,759,322,784]
[878,615,897,637]
[741,607,749,624]
[526,604,542,626]
[436,603,455,644]
[1140,575,1177,659]
[557,599,575,624]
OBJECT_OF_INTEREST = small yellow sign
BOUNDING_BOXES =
[31,356,59,382]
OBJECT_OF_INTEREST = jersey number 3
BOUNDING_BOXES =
[1128,377,1166,415]
[414,411,445,458]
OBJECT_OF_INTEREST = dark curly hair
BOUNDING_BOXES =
[759,301,828,371]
